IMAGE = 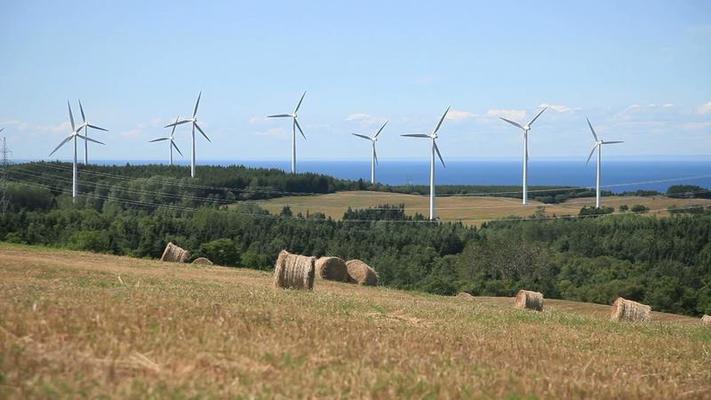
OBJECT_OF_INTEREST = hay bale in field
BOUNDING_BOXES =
[701,315,711,326]
[273,250,315,290]
[610,297,651,322]
[345,259,378,286]
[160,242,190,263]
[513,290,544,311]
[192,257,213,265]
[315,256,349,282]
[457,292,475,300]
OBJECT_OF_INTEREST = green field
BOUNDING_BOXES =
[1,244,709,399]
[251,191,711,225]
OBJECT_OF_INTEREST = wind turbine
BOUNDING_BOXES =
[499,107,547,205]
[352,120,387,184]
[77,100,108,165]
[165,92,210,178]
[49,101,105,202]
[267,91,306,174]
[585,117,623,208]
[149,116,183,165]
[401,107,449,221]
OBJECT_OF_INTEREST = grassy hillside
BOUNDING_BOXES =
[1,244,709,399]
[252,191,711,225]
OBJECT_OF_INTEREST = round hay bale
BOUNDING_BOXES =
[701,314,711,326]
[345,259,378,286]
[457,292,475,300]
[315,257,349,282]
[273,250,315,290]
[513,290,544,311]
[160,242,190,263]
[610,297,651,322]
[192,257,213,265]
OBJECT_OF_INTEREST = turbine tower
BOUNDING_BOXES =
[352,120,387,184]
[585,117,623,208]
[49,101,104,202]
[402,107,449,221]
[267,91,307,174]
[149,116,183,165]
[165,92,210,178]
[77,100,108,165]
[499,107,547,205]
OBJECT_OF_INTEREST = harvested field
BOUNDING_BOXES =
[0,243,709,399]
[251,191,711,226]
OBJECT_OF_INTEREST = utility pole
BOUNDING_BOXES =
[0,135,10,215]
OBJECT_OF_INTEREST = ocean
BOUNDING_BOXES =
[89,159,711,193]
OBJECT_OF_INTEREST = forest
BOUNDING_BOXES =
[2,162,710,316]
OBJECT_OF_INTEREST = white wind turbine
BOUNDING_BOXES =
[352,120,388,184]
[49,101,105,202]
[402,107,450,221]
[585,117,623,208]
[165,92,210,178]
[77,100,108,165]
[267,91,307,174]
[499,107,547,205]
[149,116,183,165]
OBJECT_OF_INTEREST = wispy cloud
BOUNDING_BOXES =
[254,127,286,138]
[486,109,527,122]
[345,113,387,127]
[539,103,575,113]
[446,109,475,121]
[696,101,711,115]
[1,120,69,135]
[249,116,269,124]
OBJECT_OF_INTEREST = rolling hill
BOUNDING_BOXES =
[1,244,709,399]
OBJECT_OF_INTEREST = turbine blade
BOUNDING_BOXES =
[49,135,74,156]
[434,141,445,167]
[294,119,306,140]
[603,140,624,144]
[0,128,3,134]
[194,122,211,142]
[165,120,191,128]
[193,91,201,118]
[500,117,524,130]
[433,106,450,134]
[352,133,372,141]
[375,120,388,138]
[586,145,597,165]
[149,137,170,142]
[172,140,183,156]
[586,117,598,141]
[88,124,108,132]
[373,144,379,165]
[67,101,76,131]
[401,133,430,138]
[528,107,547,127]
[267,114,292,118]
[294,91,306,113]
[78,99,86,123]
[171,116,180,137]
[77,134,104,145]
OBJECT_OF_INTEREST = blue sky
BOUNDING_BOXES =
[1,0,710,162]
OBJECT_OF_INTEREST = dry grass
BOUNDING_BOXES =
[251,191,711,226]
[1,243,710,399]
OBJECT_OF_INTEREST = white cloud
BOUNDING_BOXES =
[249,116,268,124]
[445,109,475,121]
[697,101,711,115]
[254,127,286,138]
[120,128,142,139]
[486,109,527,122]
[345,113,387,127]
[538,103,573,113]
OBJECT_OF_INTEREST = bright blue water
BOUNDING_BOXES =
[94,160,711,193]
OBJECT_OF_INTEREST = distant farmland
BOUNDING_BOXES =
[1,244,709,399]
[251,191,711,225]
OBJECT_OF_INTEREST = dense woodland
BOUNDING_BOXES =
[2,162,711,316]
